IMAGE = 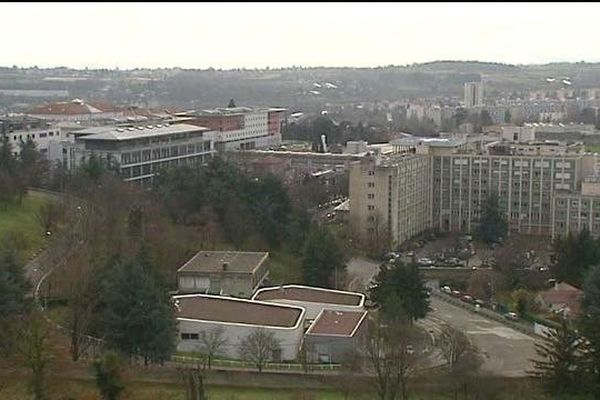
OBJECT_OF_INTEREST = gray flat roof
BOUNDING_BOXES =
[178,251,269,274]
[76,123,210,141]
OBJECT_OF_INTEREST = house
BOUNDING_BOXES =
[177,251,270,298]
[536,282,583,317]
[252,285,365,320]
[174,294,305,361]
[304,310,368,363]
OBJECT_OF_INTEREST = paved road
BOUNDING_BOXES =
[346,257,381,292]
[424,297,537,377]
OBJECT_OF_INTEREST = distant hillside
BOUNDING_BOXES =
[3,61,600,111]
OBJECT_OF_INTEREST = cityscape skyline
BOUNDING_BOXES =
[2,2,600,69]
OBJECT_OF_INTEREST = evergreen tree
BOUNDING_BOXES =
[504,109,512,123]
[102,248,176,365]
[0,238,31,318]
[580,265,600,396]
[227,98,236,108]
[475,192,507,244]
[301,225,345,288]
[94,351,126,400]
[369,259,430,323]
[551,229,600,286]
[530,318,585,396]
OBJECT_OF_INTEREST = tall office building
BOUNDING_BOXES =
[464,81,484,108]
[349,137,600,249]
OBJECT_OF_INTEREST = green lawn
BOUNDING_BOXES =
[269,249,303,284]
[585,144,600,153]
[0,191,54,258]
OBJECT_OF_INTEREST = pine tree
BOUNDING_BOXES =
[476,192,507,244]
[369,260,430,323]
[301,225,345,288]
[102,248,176,365]
[227,98,236,108]
[530,318,584,396]
[0,238,31,318]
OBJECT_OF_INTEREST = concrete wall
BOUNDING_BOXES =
[177,318,304,361]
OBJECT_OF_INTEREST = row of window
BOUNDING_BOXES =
[12,131,57,141]
[121,141,211,164]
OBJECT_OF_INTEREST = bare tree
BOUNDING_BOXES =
[198,327,228,369]
[437,324,483,400]
[297,340,315,374]
[239,329,281,373]
[177,365,207,400]
[363,316,423,400]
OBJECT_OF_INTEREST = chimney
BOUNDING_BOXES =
[222,262,229,271]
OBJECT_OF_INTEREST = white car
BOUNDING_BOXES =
[418,258,434,266]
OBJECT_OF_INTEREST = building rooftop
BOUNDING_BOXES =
[29,99,121,115]
[174,294,304,328]
[391,137,465,148]
[178,251,269,274]
[253,285,365,306]
[188,106,287,117]
[306,310,368,337]
[76,123,210,141]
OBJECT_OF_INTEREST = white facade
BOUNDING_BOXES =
[4,126,65,156]
[174,294,306,361]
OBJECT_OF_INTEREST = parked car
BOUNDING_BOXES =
[451,290,461,297]
[461,295,474,304]
[441,285,452,294]
[504,312,519,321]
[418,257,434,266]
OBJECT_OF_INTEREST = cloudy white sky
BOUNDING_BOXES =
[2,2,600,69]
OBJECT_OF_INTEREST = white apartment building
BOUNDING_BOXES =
[0,115,65,156]
[349,137,600,249]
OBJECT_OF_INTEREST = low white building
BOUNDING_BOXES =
[174,294,305,361]
[252,285,365,321]
[1,114,65,156]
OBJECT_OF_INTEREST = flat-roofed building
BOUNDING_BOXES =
[174,294,305,361]
[304,310,368,363]
[252,285,365,320]
[57,123,215,184]
[180,106,286,151]
[177,251,270,298]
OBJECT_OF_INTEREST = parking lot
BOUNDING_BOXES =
[425,296,538,377]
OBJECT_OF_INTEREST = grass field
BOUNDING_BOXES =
[0,191,54,258]
[0,377,374,400]
[585,144,600,153]
[269,249,303,284]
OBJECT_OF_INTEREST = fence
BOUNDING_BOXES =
[172,354,341,372]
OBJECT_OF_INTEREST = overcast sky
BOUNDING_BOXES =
[2,2,600,69]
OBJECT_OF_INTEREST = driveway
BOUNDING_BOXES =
[424,296,537,377]
[346,257,381,292]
